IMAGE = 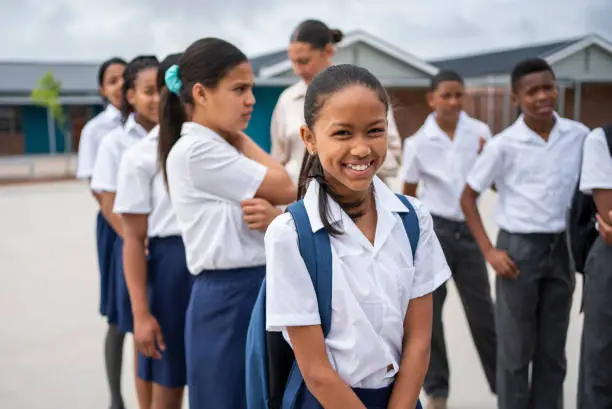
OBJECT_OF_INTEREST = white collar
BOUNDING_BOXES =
[423,111,468,141]
[302,176,409,233]
[181,121,228,143]
[104,104,122,123]
[124,114,148,139]
[512,112,570,144]
[148,125,160,140]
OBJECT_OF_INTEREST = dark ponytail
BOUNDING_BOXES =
[120,55,159,122]
[157,38,248,187]
[290,19,344,50]
[298,64,389,235]
[158,87,186,186]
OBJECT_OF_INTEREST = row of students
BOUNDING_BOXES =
[91,55,161,409]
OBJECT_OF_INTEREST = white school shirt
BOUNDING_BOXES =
[165,122,269,274]
[265,176,451,389]
[113,126,181,237]
[580,127,612,194]
[76,104,123,179]
[270,80,402,184]
[467,113,589,234]
[90,114,149,193]
[400,112,492,221]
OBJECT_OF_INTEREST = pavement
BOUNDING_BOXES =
[0,180,584,409]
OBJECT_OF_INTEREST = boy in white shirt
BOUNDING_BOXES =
[461,58,589,409]
[401,70,496,409]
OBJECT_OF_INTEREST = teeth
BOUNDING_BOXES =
[346,163,369,171]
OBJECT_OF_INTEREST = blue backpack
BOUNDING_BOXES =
[246,194,423,409]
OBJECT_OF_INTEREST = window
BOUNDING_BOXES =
[0,107,23,134]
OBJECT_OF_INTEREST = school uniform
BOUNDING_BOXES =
[113,126,193,388]
[165,122,269,408]
[466,113,589,409]
[401,112,496,399]
[76,104,123,317]
[270,80,402,185]
[265,176,451,409]
[91,114,149,333]
[576,127,612,409]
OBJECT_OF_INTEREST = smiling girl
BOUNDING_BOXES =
[265,64,451,409]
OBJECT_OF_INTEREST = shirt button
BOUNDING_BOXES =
[454,232,461,240]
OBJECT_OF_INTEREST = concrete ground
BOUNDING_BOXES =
[0,180,584,409]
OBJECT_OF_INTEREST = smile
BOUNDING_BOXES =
[344,161,374,172]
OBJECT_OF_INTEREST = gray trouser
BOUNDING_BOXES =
[496,230,574,409]
[577,237,612,409]
[424,215,497,398]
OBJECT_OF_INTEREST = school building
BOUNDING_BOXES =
[1,31,611,156]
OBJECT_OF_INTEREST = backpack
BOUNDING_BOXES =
[246,194,423,409]
[567,125,612,275]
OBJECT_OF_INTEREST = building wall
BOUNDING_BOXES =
[565,83,612,128]
[0,106,24,155]
[463,82,612,134]
[19,104,101,154]
[553,45,612,80]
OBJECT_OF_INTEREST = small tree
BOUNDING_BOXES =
[31,71,71,153]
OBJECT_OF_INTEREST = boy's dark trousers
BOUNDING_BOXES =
[424,215,497,399]
[577,236,612,409]
[495,230,574,409]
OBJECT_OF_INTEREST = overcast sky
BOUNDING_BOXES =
[3,0,609,63]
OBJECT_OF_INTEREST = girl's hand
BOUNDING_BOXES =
[241,198,282,232]
[134,313,165,359]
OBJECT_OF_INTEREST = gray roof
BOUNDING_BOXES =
[0,61,101,94]
[431,37,583,78]
[249,49,287,76]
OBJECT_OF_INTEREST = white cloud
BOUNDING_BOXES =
[0,0,608,62]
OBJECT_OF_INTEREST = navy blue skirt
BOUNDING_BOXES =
[137,236,193,388]
[95,212,118,317]
[185,265,265,409]
[107,237,133,333]
[297,384,423,409]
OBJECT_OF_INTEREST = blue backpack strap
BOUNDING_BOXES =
[283,200,333,409]
[286,200,333,335]
[394,194,420,260]
[394,194,425,409]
